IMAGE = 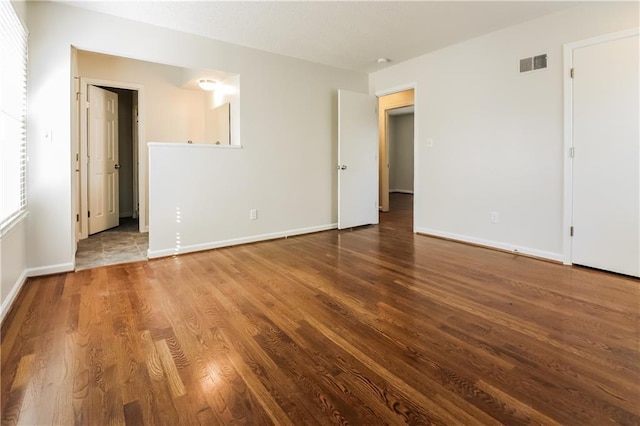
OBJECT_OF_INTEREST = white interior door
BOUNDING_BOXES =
[571,34,639,277]
[88,85,119,235]
[338,89,378,229]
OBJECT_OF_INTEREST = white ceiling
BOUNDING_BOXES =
[61,1,579,73]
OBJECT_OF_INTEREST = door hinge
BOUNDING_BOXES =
[570,68,574,79]
[76,214,79,222]
[570,147,575,158]
[570,226,574,236]
[88,211,91,218]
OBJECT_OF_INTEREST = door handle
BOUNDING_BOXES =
[337,165,347,170]
[114,164,120,169]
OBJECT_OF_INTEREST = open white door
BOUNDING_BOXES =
[88,85,119,235]
[571,33,639,277]
[338,89,378,229]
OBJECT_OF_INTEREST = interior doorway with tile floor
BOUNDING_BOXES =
[75,217,148,270]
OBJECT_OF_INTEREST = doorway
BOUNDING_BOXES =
[378,89,415,236]
[336,87,416,231]
[84,84,138,235]
[77,78,145,239]
[75,78,147,269]
[108,87,137,225]
[387,107,415,228]
[378,89,415,213]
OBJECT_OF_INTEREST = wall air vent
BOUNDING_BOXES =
[520,57,533,73]
[520,54,547,73]
[533,54,547,70]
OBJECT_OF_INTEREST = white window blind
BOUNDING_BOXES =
[0,0,27,232]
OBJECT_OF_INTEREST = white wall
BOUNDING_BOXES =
[370,2,639,260]
[24,1,367,271]
[206,75,241,146]
[78,51,214,226]
[1,1,30,320]
[389,113,414,193]
[1,219,27,322]
[148,143,339,257]
[204,103,230,145]
[78,51,208,143]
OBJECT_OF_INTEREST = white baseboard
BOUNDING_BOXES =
[0,270,28,324]
[148,223,338,259]
[415,227,563,262]
[389,189,414,194]
[26,262,75,277]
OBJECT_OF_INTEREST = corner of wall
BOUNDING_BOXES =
[0,270,27,324]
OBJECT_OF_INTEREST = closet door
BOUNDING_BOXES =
[571,34,639,277]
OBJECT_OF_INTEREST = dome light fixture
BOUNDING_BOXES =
[198,79,217,91]
[377,57,390,64]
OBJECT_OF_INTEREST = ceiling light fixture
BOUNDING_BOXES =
[377,57,390,64]
[198,79,216,91]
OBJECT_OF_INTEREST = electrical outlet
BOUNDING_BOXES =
[491,211,499,223]
[250,209,257,220]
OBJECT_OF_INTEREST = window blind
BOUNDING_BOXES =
[0,0,27,233]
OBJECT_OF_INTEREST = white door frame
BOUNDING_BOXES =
[562,27,639,265]
[132,100,139,219]
[78,77,146,239]
[375,82,418,233]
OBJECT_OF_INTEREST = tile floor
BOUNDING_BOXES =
[75,217,148,270]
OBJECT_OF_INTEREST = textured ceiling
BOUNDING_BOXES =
[62,1,578,73]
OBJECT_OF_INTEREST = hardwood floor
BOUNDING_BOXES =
[2,194,639,425]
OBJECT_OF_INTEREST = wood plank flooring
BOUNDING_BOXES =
[2,194,639,425]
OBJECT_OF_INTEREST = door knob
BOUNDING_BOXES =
[114,164,120,169]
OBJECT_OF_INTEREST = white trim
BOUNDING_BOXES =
[78,77,146,240]
[0,269,27,324]
[147,142,243,149]
[0,211,27,238]
[389,189,414,194]
[562,39,574,265]
[148,223,337,259]
[26,262,74,277]
[415,227,563,263]
[562,27,640,266]
[374,82,418,98]
[412,84,419,233]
